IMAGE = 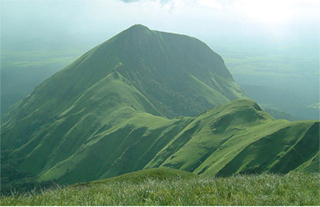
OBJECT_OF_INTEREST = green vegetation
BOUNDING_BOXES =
[1,168,319,206]
[90,168,198,184]
[1,25,244,184]
[146,99,319,176]
[2,97,318,186]
[1,25,319,188]
[0,148,57,196]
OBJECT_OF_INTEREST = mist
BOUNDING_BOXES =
[1,0,319,119]
[1,0,319,52]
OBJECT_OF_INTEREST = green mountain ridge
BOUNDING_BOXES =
[1,25,318,186]
[145,99,319,175]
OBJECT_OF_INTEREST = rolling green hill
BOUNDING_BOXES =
[1,25,318,186]
[146,99,319,176]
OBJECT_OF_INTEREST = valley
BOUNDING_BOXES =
[217,43,319,120]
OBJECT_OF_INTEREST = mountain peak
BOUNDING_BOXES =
[129,24,150,30]
[115,24,153,44]
[125,24,151,34]
[2,26,318,185]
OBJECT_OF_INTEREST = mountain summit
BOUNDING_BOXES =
[3,24,245,122]
[2,25,318,185]
[97,24,246,117]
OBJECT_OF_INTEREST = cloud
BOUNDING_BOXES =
[119,0,170,4]
[119,0,140,3]
[117,0,176,13]
[197,0,223,9]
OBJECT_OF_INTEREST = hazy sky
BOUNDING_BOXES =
[1,0,319,51]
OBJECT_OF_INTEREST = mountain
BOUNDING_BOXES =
[1,25,318,185]
[2,24,245,123]
[146,99,319,176]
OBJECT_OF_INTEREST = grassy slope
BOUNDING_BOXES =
[89,167,198,184]
[1,168,319,206]
[111,25,245,117]
[2,24,245,151]
[39,99,319,183]
[1,25,246,184]
[6,72,189,184]
[1,25,318,186]
[2,98,319,185]
[146,99,319,176]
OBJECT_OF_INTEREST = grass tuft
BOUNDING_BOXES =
[1,172,319,206]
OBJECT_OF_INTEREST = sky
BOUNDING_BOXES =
[1,0,319,52]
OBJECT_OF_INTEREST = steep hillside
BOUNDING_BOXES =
[2,98,318,185]
[1,25,318,186]
[1,25,245,183]
[2,24,245,124]
[146,99,319,176]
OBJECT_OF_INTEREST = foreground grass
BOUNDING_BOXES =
[1,173,319,206]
